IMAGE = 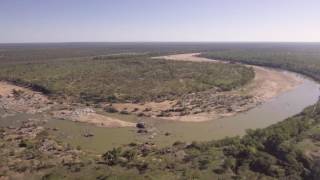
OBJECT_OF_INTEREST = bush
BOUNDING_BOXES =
[222,157,236,171]
[122,149,137,161]
[102,147,122,166]
[104,106,118,113]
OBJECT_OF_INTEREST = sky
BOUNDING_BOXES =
[0,0,320,43]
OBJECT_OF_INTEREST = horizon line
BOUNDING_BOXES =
[1,41,320,45]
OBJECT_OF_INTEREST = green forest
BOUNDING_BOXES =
[0,55,254,103]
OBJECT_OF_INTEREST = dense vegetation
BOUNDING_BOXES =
[0,55,254,103]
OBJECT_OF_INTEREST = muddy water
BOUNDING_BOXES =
[39,73,320,153]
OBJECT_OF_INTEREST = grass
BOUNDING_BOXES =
[0,55,254,103]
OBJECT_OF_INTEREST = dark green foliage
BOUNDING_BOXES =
[122,149,137,161]
[198,156,210,170]
[249,152,277,176]
[11,89,24,98]
[102,147,122,166]
[222,157,236,171]
[104,106,118,113]
[18,139,34,149]
[308,160,320,180]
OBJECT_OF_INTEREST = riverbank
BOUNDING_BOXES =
[112,53,303,122]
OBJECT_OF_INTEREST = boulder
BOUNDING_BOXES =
[137,129,148,134]
[82,132,94,138]
[136,122,146,129]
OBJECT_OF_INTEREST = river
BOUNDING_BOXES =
[1,55,319,153]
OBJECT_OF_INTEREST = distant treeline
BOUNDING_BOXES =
[202,47,320,81]
[1,42,319,64]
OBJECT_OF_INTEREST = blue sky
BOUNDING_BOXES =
[1,0,320,43]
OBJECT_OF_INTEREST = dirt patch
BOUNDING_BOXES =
[0,81,53,115]
[78,113,135,128]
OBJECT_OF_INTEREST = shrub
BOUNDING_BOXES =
[104,106,118,113]
[102,147,122,166]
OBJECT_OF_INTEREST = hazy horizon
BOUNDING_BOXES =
[1,0,320,43]
[2,41,320,45]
